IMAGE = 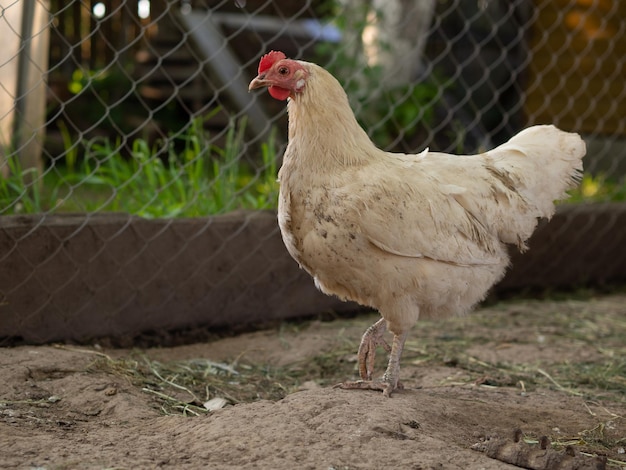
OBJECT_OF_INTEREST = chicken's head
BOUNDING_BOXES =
[248,51,308,101]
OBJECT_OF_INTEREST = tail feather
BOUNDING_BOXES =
[487,125,585,249]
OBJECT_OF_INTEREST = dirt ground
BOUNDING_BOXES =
[1,293,625,469]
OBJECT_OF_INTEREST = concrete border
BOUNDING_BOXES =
[1,204,625,344]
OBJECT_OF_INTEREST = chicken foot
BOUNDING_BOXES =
[335,319,408,397]
[358,318,391,380]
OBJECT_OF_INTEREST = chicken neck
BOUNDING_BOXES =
[284,65,382,170]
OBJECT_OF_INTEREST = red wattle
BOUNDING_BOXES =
[269,86,291,101]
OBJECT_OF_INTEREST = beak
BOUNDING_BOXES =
[248,75,270,91]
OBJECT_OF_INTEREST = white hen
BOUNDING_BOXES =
[249,51,585,397]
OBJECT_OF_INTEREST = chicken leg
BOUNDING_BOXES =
[336,318,408,397]
[358,318,390,380]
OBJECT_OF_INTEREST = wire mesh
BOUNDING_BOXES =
[0,0,624,342]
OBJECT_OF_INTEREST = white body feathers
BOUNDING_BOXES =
[277,62,585,336]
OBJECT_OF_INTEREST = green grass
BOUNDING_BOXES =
[1,117,280,218]
[0,154,49,214]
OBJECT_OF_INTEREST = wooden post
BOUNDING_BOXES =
[367,0,435,85]
[0,0,50,179]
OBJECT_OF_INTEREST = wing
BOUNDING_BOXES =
[352,153,505,267]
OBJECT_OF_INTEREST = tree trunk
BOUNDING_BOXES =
[0,0,50,179]
[368,0,436,85]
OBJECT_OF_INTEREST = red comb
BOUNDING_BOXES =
[258,51,287,74]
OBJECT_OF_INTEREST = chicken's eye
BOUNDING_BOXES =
[278,66,289,75]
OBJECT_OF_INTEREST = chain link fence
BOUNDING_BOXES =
[1,0,625,343]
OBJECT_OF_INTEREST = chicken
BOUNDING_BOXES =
[248,51,585,397]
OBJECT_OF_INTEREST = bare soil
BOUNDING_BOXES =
[1,293,625,469]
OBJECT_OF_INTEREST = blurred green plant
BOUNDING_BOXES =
[567,173,626,203]
[0,157,47,214]
[1,117,280,218]
[314,2,439,150]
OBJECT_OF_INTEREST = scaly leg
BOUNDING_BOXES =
[335,320,408,397]
[381,331,408,397]
[358,318,390,380]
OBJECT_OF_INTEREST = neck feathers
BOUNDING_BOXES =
[285,63,377,168]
